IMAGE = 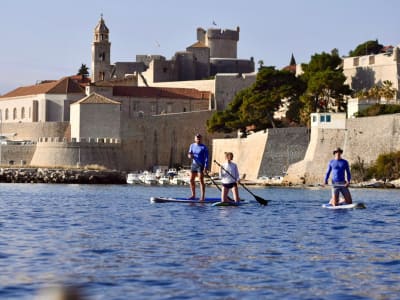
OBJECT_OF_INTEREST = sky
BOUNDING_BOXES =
[1,0,400,95]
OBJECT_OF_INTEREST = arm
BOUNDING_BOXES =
[345,161,351,184]
[324,162,332,184]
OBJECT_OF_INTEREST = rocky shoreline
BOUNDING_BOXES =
[0,168,127,184]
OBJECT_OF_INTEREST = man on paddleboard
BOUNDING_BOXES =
[324,147,353,206]
[188,134,209,201]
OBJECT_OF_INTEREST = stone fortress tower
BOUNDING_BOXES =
[91,15,111,82]
[197,26,239,58]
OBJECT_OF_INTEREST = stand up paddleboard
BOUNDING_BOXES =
[212,201,243,207]
[322,202,366,209]
[150,196,222,204]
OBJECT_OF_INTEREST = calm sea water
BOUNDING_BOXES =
[0,183,399,300]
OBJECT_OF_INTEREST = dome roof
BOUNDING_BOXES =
[95,15,109,33]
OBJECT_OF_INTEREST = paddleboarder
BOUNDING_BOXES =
[324,147,353,206]
[188,133,209,201]
[219,152,240,203]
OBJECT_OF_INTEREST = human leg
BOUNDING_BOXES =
[329,187,340,206]
[221,186,229,202]
[232,185,239,202]
[189,172,197,199]
[340,187,352,204]
[199,172,205,201]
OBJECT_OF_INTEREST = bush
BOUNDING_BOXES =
[355,151,400,181]
[356,104,400,117]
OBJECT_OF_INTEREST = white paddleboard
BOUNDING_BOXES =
[322,202,366,209]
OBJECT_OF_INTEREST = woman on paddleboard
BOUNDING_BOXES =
[219,152,240,203]
[188,133,209,201]
[324,147,353,206]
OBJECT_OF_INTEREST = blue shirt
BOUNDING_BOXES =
[188,143,209,168]
[324,158,351,184]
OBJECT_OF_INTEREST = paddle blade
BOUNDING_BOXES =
[255,195,269,206]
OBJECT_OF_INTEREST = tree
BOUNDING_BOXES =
[207,66,305,133]
[77,64,89,78]
[299,50,351,125]
[349,40,384,57]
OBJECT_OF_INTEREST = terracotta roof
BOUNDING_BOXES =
[113,86,211,100]
[74,92,121,105]
[0,77,84,98]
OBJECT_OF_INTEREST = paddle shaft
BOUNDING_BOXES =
[214,160,268,205]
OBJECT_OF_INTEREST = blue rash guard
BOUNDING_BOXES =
[188,143,209,169]
[324,158,351,184]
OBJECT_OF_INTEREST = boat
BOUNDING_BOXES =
[167,168,177,177]
[158,175,170,185]
[126,173,141,184]
[139,171,158,185]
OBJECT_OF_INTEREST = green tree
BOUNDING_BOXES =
[299,50,351,125]
[207,66,304,133]
[77,63,90,78]
[349,40,383,57]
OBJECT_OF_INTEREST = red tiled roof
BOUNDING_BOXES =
[113,86,211,100]
[0,77,85,98]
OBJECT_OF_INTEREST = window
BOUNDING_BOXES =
[320,115,325,122]
[167,103,172,113]
[326,115,331,122]
[312,115,317,123]
[21,107,25,119]
[369,56,375,65]
[13,108,17,120]
[5,109,8,120]
[353,57,359,67]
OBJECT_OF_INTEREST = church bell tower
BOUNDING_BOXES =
[91,15,111,82]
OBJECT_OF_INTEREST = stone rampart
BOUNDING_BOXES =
[30,139,122,169]
[212,127,309,180]
[284,114,400,184]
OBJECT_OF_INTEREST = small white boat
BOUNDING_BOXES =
[167,168,177,177]
[126,173,141,184]
[158,176,170,185]
[140,171,158,185]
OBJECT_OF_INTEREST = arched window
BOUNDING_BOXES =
[0,109,2,121]
[5,109,9,120]
[21,107,25,119]
[13,108,17,120]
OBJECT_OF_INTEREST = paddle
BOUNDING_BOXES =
[214,160,269,206]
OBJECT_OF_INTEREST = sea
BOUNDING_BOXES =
[0,183,399,300]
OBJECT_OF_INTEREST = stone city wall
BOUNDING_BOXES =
[212,127,309,180]
[284,114,400,184]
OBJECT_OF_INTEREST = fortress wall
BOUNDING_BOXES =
[212,131,267,180]
[284,114,400,184]
[344,114,400,165]
[0,145,36,166]
[214,73,256,110]
[119,110,224,171]
[30,141,121,169]
[259,127,310,178]
[1,122,70,141]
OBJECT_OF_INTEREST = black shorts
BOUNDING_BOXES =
[222,182,237,189]
[191,162,204,173]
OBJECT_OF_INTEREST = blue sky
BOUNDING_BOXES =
[1,0,399,94]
